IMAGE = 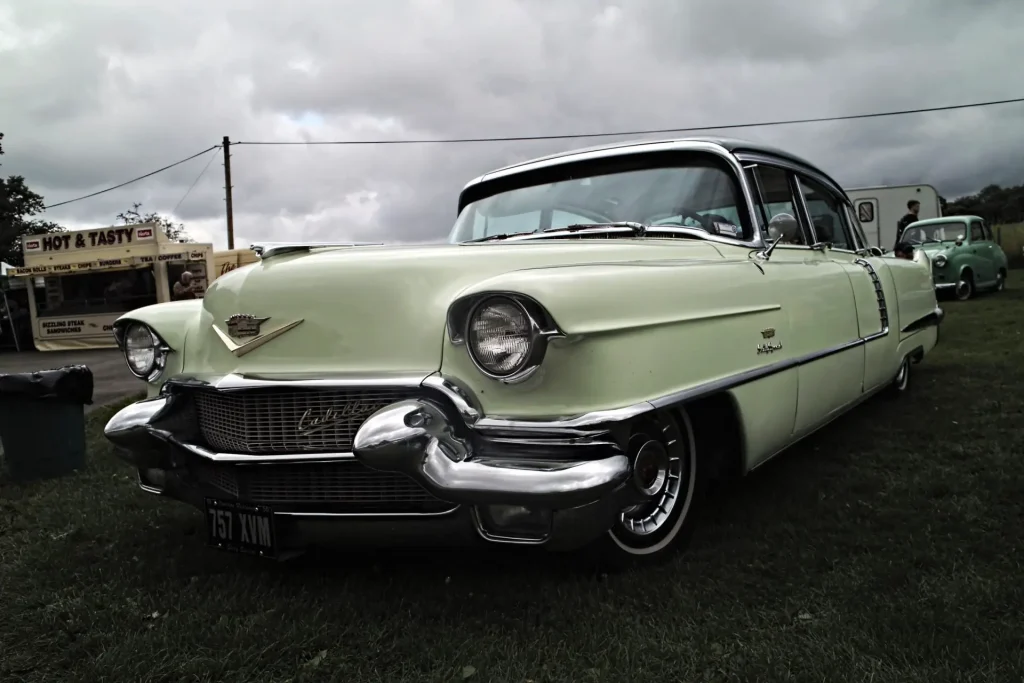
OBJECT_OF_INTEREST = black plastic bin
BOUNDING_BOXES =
[0,365,94,483]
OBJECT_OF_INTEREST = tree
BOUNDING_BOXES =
[117,202,192,243]
[0,132,66,266]
[944,183,1024,225]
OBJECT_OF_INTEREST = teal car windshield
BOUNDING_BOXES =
[902,222,965,244]
[448,163,748,243]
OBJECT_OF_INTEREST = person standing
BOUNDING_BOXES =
[896,199,920,244]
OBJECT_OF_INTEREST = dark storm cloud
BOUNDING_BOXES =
[1,0,1022,249]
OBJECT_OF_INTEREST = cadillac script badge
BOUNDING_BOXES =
[225,314,270,339]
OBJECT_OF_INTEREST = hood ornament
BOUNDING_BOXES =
[214,314,304,357]
[225,314,270,339]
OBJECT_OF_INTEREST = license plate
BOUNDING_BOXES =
[204,498,277,558]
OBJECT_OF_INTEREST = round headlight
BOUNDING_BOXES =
[124,323,161,378]
[467,297,536,378]
[934,254,947,268]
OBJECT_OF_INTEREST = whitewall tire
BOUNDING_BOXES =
[591,406,706,568]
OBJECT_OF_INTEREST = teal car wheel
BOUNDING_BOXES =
[955,273,974,301]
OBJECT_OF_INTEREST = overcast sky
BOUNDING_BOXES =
[2,0,1023,249]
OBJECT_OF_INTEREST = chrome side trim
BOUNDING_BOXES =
[473,330,890,431]
[854,258,890,332]
[251,242,383,259]
[900,306,945,334]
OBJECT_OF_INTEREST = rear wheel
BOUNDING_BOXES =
[590,407,706,569]
[887,355,911,396]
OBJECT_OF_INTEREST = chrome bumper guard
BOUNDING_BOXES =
[104,375,639,548]
[350,399,628,509]
[104,394,630,511]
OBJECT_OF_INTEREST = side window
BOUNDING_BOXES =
[748,165,810,246]
[844,203,870,249]
[796,176,855,250]
[982,222,993,241]
[970,221,985,242]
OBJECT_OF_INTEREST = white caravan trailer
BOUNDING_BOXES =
[846,184,942,249]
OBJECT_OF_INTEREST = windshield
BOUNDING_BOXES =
[901,222,965,244]
[448,160,749,243]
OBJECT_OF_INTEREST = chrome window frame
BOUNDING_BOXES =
[734,152,864,255]
[454,140,768,251]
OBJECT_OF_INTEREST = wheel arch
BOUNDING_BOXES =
[676,391,746,483]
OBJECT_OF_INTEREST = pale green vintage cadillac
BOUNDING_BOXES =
[105,137,944,566]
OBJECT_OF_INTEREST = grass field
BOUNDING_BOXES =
[2,283,1023,683]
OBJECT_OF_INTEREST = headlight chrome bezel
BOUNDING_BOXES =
[449,293,563,385]
[113,319,172,383]
[933,253,948,268]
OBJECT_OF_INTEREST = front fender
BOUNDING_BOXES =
[439,258,786,420]
[116,299,203,351]
[115,299,204,394]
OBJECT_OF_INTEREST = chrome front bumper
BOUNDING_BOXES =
[104,377,639,550]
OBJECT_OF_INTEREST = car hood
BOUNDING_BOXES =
[914,241,958,254]
[180,240,727,377]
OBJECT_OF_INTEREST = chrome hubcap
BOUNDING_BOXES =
[620,417,688,536]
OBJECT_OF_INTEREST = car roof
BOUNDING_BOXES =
[908,215,982,226]
[474,136,820,181]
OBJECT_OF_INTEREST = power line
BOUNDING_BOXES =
[171,147,220,216]
[234,96,1024,146]
[43,145,221,210]
[35,95,1024,211]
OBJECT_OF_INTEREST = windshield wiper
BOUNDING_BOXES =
[466,221,711,244]
[552,221,649,235]
[465,232,535,243]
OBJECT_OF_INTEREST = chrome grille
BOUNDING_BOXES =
[191,387,418,454]
[191,461,452,514]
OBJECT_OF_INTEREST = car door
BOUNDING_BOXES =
[967,220,996,285]
[792,174,896,397]
[746,164,864,437]
[974,219,999,282]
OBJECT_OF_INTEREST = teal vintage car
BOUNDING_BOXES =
[899,215,1009,300]
[104,137,943,567]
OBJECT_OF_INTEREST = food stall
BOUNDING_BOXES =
[9,223,215,351]
[213,248,260,280]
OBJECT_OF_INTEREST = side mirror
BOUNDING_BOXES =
[868,246,884,257]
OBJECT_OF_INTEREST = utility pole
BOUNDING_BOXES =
[222,135,235,249]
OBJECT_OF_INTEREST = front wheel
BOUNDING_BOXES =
[955,274,974,301]
[588,407,706,569]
